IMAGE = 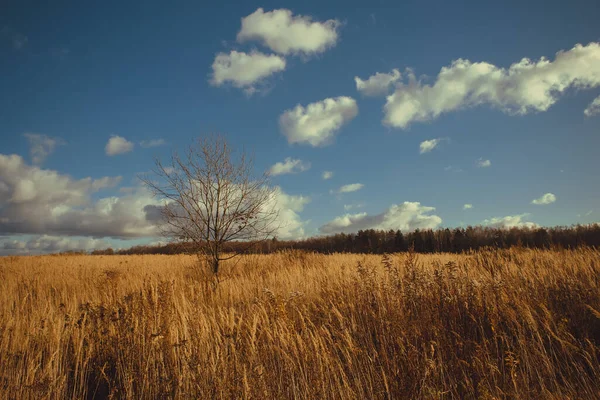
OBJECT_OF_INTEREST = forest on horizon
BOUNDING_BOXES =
[85,223,600,256]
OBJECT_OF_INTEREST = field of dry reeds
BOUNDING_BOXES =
[1,247,600,399]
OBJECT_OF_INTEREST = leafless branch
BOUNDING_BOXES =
[140,135,280,281]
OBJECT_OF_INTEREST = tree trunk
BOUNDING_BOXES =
[211,257,219,275]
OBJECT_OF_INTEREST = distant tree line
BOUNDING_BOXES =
[89,224,600,256]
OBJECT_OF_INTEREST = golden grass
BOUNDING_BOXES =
[1,248,599,399]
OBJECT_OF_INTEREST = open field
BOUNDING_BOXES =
[1,248,600,399]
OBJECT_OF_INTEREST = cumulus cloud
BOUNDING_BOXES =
[383,42,600,129]
[419,138,442,154]
[105,135,134,156]
[335,183,364,194]
[237,8,340,56]
[23,133,64,165]
[270,187,311,239]
[482,213,537,229]
[0,154,162,238]
[0,235,111,255]
[144,184,310,241]
[320,201,442,234]
[584,95,600,117]
[279,96,358,146]
[269,157,311,176]
[210,50,286,94]
[463,204,473,210]
[322,171,334,180]
[0,153,312,245]
[355,69,401,96]
[531,192,556,205]
[140,139,166,148]
[477,158,491,168]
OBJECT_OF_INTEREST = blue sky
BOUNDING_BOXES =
[1,0,599,254]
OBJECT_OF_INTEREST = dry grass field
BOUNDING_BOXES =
[1,247,600,399]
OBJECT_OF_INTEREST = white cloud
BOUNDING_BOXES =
[0,154,161,238]
[90,176,122,191]
[0,235,111,255]
[210,50,286,94]
[383,42,600,129]
[355,69,401,96]
[482,213,537,229]
[279,96,358,146]
[144,184,311,241]
[419,138,442,154]
[344,203,364,211]
[584,95,600,117]
[322,171,334,180]
[531,192,556,205]
[0,154,312,245]
[463,204,473,210]
[105,135,134,156]
[477,158,491,168]
[23,133,64,165]
[320,201,442,234]
[444,165,463,173]
[578,210,594,218]
[237,8,340,56]
[270,187,311,239]
[140,139,166,148]
[269,157,311,176]
[336,183,364,194]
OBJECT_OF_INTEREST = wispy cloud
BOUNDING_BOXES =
[419,138,444,154]
[463,204,473,210]
[333,183,364,194]
[531,193,556,205]
[23,133,65,165]
[344,203,365,211]
[140,139,167,148]
[322,171,334,180]
[444,165,463,173]
[1,26,28,50]
[269,157,311,176]
[476,158,491,168]
[584,95,600,117]
[577,210,594,218]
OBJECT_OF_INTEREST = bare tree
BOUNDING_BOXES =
[141,135,279,283]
